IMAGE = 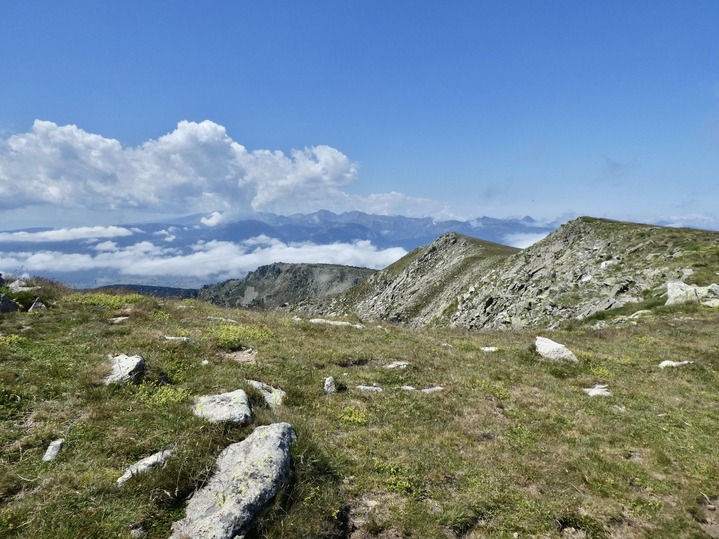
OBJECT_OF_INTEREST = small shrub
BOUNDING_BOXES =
[66,292,145,309]
[340,407,368,425]
[209,323,274,351]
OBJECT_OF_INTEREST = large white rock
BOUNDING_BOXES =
[324,376,337,395]
[666,281,719,306]
[193,389,253,424]
[117,450,173,487]
[105,354,145,384]
[169,423,296,539]
[535,337,578,362]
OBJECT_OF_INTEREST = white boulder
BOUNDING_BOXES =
[535,337,578,362]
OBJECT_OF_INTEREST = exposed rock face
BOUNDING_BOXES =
[169,423,296,539]
[193,389,253,424]
[535,337,578,362]
[312,217,719,329]
[308,233,519,327]
[199,262,375,309]
[665,281,719,307]
[0,294,20,313]
[105,354,145,384]
[116,450,172,487]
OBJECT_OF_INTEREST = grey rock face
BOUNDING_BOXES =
[105,354,145,384]
[193,389,253,424]
[0,294,20,313]
[245,380,285,408]
[535,336,578,362]
[42,439,65,461]
[116,450,173,487]
[169,422,296,539]
[665,281,719,307]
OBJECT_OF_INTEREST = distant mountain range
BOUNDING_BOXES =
[0,210,557,288]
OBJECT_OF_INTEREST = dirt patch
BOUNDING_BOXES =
[223,348,257,363]
[347,493,404,539]
[699,498,719,538]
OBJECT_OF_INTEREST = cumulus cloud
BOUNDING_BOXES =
[0,225,134,242]
[0,120,359,217]
[503,231,551,248]
[0,236,407,283]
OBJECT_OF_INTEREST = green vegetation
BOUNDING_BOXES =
[1,277,719,537]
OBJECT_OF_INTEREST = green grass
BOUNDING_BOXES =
[1,278,719,537]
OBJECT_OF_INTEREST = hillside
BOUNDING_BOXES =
[2,279,719,537]
[198,263,376,309]
[312,217,719,329]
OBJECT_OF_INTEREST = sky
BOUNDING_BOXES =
[1,1,718,233]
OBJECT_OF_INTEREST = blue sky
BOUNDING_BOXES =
[1,1,718,230]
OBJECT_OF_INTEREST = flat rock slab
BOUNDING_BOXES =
[245,380,285,408]
[659,360,693,369]
[583,384,612,397]
[535,336,578,362]
[193,389,253,424]
[117,450,173,487]
[105,354,145,384]
[169,422,296,539]
[356,385,382,393]
[309,318,365,329]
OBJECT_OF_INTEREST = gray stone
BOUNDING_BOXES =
[42,438,65,461]
[169,423,296,539]
[109,316,130,324]
[582,384,612,397]
[666,281,719,306]
[117,449,173,487]
[309,318,365,329]
[28,297,47,312]
[658,360,693,369]
[356,385,382,392]
[0,294,20,313]
[105,354,145,384]
[535,336,578,362]
[245,380,285,408]
[323,376,337,395]
[193,389,253,424]
[164,335,194,343]
[421,386,444,394]
[385,361,409,369]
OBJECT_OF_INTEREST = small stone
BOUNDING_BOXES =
[207,316,237,323]
[481,346,498,352]
[42,438,64,461]
[28,298,47,312]
[109,316,129,324]
[401,385,416,391]
[385,361,409,369]
[245,380,286,407]
[105,354,145,384]
[309,318,365,329]
[421,386,444,394]
[201,360,209,365]
[164,335,194,343]
[535,336,578,362]
[116,450,173,487]
[356,385,382,392]
[129,526,145,538]
[658,360,693,369]
[582,384,612,397]
[324,376,337,395]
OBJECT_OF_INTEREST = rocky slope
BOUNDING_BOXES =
[198,262,375,309]
[308,217,719,329]
[302,233,520,325]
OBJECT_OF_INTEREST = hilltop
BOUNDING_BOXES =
[304,217,719,329]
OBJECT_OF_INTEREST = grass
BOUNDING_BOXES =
[1,278,719,537]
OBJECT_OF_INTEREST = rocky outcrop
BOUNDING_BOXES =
[665,281,719,307]
[169,423,296,539]
[105,354,145,384]
[199,262,375,309]
[0,294,20,313]
[245,380,285,408]
[314,217,719,329]
[193,389,253,424]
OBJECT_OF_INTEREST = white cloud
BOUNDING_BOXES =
[0,120,360,218]
[0,225,134,242]
[503,231,551,248]
[0,236,407,283]
[200,211,226,227]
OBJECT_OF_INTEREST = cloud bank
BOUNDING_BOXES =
[0,235,407,284]
[0,120,360,217]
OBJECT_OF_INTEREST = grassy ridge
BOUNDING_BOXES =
[1,283,719,537]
